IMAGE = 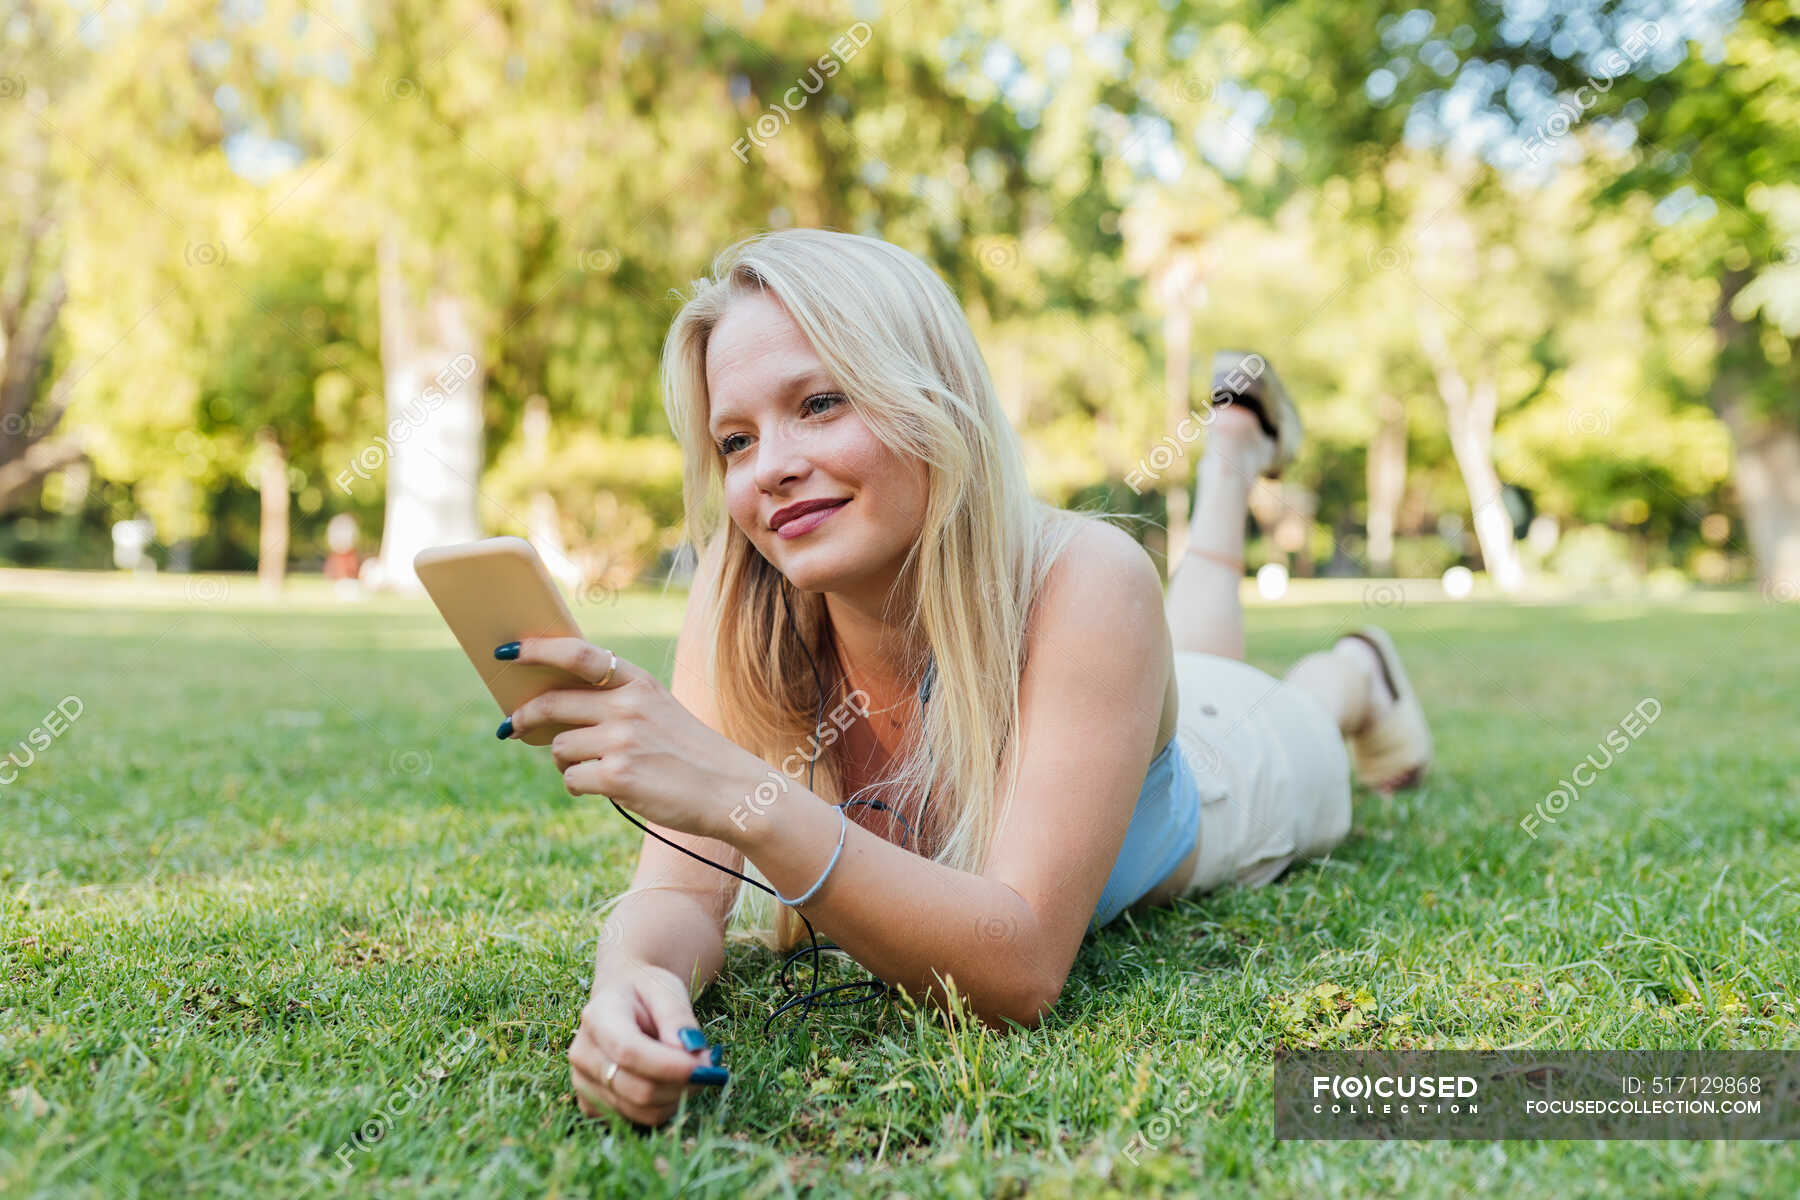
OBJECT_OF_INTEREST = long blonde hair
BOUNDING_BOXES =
[661,228,1090,951]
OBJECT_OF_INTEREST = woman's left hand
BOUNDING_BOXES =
[497,637,767,841]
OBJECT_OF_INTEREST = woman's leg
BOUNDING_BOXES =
[1163,405,1275,660]
[1156,652,1354,901]
[1287,634,1435,795]
[1165,387,1428,796]
[1282,638,1391,738]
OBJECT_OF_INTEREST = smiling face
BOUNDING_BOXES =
[705,289,930,601]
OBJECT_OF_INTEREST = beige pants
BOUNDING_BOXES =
[1170,651,1353,895]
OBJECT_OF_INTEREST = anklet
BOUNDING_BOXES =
[775,804,849,907]
[1184,545,1245,573]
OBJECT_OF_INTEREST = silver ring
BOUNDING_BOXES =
[604,1059,620,1085]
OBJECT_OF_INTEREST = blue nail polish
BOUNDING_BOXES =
[677,1027,708,1052]
[495,717,513,739]
[689,1066,728,1086]
[709,1044,724,1067]
[494,642,520,660]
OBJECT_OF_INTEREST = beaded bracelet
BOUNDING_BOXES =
[775,804,849,907]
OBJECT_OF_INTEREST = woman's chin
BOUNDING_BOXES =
[776,561,848,594]
[772,550,870,596]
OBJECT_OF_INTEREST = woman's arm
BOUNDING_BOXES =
[589,883,727,1001]
[589,533,744,999]
[726,522,1171,1028]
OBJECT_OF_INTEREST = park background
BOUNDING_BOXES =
[5,1,1800,1197]
[2,0,1798,598]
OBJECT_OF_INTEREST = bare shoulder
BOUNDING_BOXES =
[1028,517,1166,651]
[1057,516,1160,582]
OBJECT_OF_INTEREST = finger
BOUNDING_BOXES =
[561,758,615,798]
[569,1060,610,1116]
[571,1036,687,1122]
[504,638,646,690]
[635,972,713,1063]
[586,990,710,1088]
[635,975,726,1101]
[570,1027,682,1123]
[508,687,612,741]
[571,1061,671,1127]
[549,726,608,772]
[582,1055,685,1114]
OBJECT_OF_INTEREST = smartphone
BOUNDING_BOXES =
[413,536,589,746]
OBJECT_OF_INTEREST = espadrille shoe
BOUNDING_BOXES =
[1209,349,1303,479]
[1337,625,1434,794]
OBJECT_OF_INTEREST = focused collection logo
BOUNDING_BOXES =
[1276,1050,1799,1140]
[1310,1073,1480,1115]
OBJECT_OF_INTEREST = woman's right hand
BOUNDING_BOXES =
[567,959,723,1126]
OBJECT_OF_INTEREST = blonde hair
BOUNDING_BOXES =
[661,228,1091,951]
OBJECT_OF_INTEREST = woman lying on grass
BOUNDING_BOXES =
[493,228,1434,1127]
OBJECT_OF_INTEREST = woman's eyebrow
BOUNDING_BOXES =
[709,369,828,431]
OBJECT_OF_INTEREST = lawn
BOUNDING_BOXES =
[4,571,1798,1197]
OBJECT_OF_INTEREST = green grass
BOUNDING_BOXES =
[4,573,1798,1197]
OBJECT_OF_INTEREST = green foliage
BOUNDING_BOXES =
[1605,0,1800,423]
[1389,535,1464,579]
[5,0,1788,588]
[482,431,686,586]
[1548,524,1644,592]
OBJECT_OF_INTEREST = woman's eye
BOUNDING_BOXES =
[717,394,842,456]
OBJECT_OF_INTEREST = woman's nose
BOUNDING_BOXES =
[753,425,812,491]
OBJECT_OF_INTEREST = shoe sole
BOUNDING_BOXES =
[1209,349,1302,478]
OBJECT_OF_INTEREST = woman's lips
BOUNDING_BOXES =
[774,498,850,539]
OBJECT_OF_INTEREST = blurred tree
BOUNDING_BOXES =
[1607,0,1800,592]
[11,0,1772,595]
[0,2,86,514]
[1121,175,1238,559]
[1118,0,1741,584]
[173,0,1064,583]
[35,0,262,553]
[193,226,381,586]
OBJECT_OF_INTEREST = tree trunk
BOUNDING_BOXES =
[1710,269,1800,597]
[1448,394,1524,593]
[0,128,83,513]
[0,437,82,515]
[255,427,289,595]
[997,337,1027,428]
[1417,308,1524,592]
[522,393,581,587]
[1162,302,1192,565]
[373,231,484,590]
[1720,401,1800,597]
[1366,392,1407,574]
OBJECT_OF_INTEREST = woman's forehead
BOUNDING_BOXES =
[707,302,829,418]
